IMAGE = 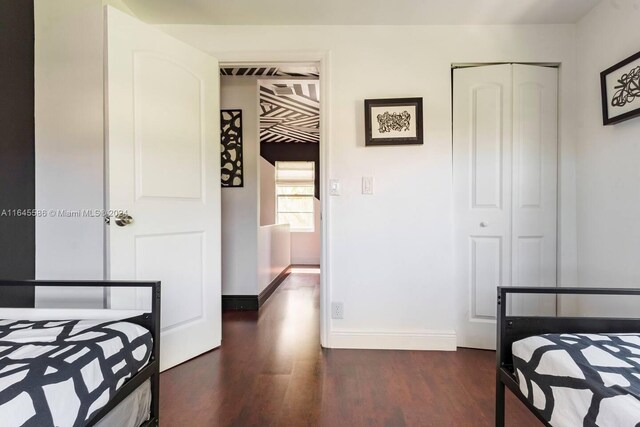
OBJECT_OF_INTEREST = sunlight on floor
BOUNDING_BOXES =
[291,266,320,274]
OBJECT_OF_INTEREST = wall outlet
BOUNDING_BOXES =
[331,302,344,319]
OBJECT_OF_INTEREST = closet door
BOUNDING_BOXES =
[510,64,558,317]
[453,64,558,349]
[453,65,513,350]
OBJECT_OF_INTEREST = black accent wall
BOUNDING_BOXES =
[0,1,36,306]
[260,142,320,199]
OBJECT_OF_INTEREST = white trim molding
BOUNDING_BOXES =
[329,329,457,351]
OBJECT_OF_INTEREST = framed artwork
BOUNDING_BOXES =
[364,97,423,146]
[601,50,640,125]
[220,109,244,187]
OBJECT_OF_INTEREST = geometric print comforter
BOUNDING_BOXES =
[0,319,152,427]
[513,333,640,427]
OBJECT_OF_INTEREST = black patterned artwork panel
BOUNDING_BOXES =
[220,109,244,187]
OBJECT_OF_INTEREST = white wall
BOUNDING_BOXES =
[258,224,291,294]
[291,198,321,265]
[575,0,640,316]
[34,0,106,307]
[259,157,276,226]
[33,0,149,308]
[161,24,579,349]
[220,76,260,295]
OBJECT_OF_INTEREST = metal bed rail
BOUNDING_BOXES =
[496,286,640,427]
[0,280,161,427]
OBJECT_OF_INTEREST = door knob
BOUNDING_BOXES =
[114,212,134,227]
[480,221,489,228]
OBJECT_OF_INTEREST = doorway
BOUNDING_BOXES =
[452,63,559,350]
[218,61,328,344]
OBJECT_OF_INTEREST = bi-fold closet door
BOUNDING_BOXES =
[453,64,558,349]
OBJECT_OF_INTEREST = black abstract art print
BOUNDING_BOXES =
[601,50,640,125]
[364,98,423,146]
[220,109,244,187]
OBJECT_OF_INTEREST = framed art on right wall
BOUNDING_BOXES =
[601,50,640,125]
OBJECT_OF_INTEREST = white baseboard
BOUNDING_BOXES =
[328,329,457,351]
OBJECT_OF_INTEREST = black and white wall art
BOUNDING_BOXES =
[259,80,320,144]
[220,109,244,187]
[221,66,319,78]
[601,50,640,125]
[364,98,423,146]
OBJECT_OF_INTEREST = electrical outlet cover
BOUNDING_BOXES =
[331,302,344,319]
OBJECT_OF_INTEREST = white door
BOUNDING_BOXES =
[510,65,558,317]
[453,64,558,349]
[105,6,221,371]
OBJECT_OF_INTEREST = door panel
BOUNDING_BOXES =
[454,64,512,350]
[134,53,204,200]
[105,6,221,371]
[517,83,543,208]
[471,236,503,319]
[454,64,558,349]
[135,232,205,329]
[511,64,558,317]
[472,84,504,209]
[516,236,543,286]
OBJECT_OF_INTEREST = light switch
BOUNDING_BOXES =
[329,179,341,196]
[362,177,374,195]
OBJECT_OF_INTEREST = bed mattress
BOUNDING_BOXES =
[0,318,152,427]
[512,333,640,426]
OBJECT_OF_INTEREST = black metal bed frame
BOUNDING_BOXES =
[496,286,640,427]
[0,280,161,427]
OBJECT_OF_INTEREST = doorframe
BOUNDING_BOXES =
[218,51,332,347]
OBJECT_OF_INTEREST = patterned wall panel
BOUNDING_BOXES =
[259,81,320,144]
[220,66,319,78]
[220,110,244,187]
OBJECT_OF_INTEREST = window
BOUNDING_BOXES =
[275,161,315,232]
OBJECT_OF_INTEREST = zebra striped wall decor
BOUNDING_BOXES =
[221,66,319,78]
[259,80,319,144]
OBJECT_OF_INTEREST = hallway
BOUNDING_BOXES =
[159,268,539,426]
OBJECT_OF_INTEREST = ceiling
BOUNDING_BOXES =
[221,66,319,78]
[259,81,320,144]
[122,0,600,25]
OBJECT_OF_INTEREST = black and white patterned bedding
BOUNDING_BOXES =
[0,319,152,427]
[513,333,640,426]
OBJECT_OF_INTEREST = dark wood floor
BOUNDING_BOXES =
[160,269,540,426]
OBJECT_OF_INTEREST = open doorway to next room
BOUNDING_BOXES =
[219,64,321,312]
